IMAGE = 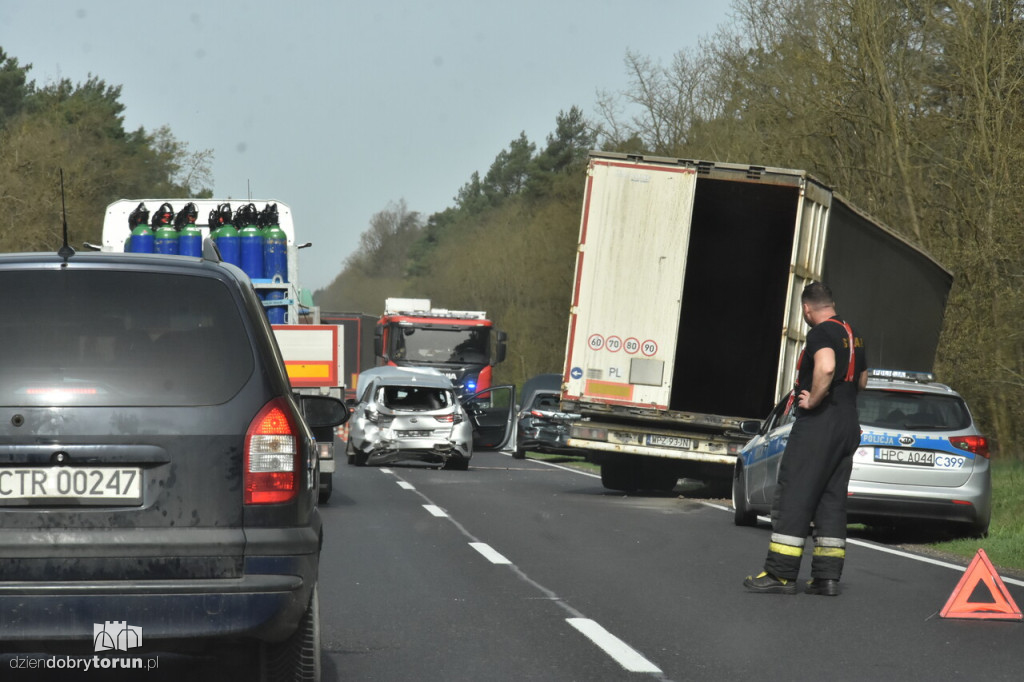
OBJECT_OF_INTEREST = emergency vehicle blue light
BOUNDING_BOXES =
[464,379,477,392]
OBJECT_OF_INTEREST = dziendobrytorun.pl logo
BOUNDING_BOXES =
[8,621,159,672]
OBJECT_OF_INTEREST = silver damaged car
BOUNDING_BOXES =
[347,367,474,469]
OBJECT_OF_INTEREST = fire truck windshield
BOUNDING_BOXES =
[390,326,491,365]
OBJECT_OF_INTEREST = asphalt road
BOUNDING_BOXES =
[320,450,1024,682]
[6,449,1020,681]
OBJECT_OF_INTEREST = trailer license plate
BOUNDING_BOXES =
[0,467,142,505]
[874,448,935,466]
[646,434,693,449]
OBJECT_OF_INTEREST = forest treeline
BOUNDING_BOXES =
[0,49,212,251]
[3,1,1024,458]
[315,0,1024,460]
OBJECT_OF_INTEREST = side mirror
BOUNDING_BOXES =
[740,420,762,436]
[299,394,350,428]
[494,330,508,365]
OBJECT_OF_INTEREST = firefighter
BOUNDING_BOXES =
[744,281,867,596]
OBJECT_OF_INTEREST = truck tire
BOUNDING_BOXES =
[601,461,639,492]
[317,473,333,504]
[261,584,321,681]
[732,466,758,526]
[638,460,678,492]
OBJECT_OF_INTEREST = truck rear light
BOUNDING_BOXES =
[245,398,299,504]
[950,435,990,459]
[571,425,608,442]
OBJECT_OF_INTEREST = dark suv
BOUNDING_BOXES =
[0,246,347,678]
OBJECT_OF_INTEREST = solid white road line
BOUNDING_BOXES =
[566,618,662,674]
[469,542,512,565]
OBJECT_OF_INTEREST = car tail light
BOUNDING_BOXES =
[950,435,990,459]
[245,398,299,504]
[434,413,463,424]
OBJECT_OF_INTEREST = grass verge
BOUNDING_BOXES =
[928,459,1024,572]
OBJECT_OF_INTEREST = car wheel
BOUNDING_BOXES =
[732,465,758,526]
[347,440,368,467]
[261,584,321,681]
[512,447,526,460]
[601,461,639,492]
[317,473,333,504]
[963,520,990,539]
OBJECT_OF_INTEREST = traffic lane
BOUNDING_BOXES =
[398,451,1024,681]
[319,462,640,682]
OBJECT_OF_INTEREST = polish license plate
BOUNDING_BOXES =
[0,467,142,505]
[646,434,693,449]
[874,448,935,466]
[398,430,433,438]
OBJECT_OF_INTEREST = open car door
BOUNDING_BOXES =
[462,385,516,451]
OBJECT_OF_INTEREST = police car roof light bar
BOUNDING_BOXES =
[867,368,936,383]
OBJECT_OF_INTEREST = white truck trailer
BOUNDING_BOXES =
[562,152,953,493]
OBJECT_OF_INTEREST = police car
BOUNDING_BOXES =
[732,369,992,538]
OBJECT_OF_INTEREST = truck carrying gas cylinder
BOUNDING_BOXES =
[563,152,953,493]
[102,198,341,503]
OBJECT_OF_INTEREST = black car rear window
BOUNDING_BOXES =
[530,392,560,411]
[0,269,254,406]
[380,386,453,411]
[857,388,972,431]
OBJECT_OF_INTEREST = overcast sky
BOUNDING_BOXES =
[0,0,732,292]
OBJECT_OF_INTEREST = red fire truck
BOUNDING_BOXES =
[374,298,507,395]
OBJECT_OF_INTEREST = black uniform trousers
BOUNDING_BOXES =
[764,391,861,581]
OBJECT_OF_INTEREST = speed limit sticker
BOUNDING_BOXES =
[624,338,640,354]
[588,334,605,351]
[606,336,622,352]
[641,339,658,356]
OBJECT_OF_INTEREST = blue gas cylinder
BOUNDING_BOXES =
[213,224,240,266]
[178,222,202,257]
[262,223,287,281]
[127,224,154,253]
[262,220,288,323]
[154,223,179,255]
[175,202,202,257]
[239,223,264,280]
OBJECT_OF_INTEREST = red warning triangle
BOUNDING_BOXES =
[940,548,1022,621]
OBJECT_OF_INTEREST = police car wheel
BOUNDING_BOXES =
[733,466,758,526]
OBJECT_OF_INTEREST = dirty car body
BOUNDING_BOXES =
[514,373,578,459]
[0,249,347,675]
[348,367,473,469]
